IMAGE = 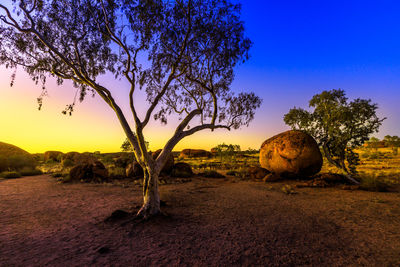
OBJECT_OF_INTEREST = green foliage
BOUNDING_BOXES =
[384,135,400,155]
[281,184,297,195]
[226,170,238,176]
[114,153,134,168]
[0,154,37,172]
[212,143,241,163]
[359,175,391,192]
[101,154,115,164]
[62,159,74,168]
[366,137,382,151]
[284,89,385,176]
[0,171,22,179]
[19,168,43,176]
[121,135,149,153]
[199,170,225,179]
[109,167,126,179]
[361,151,391,160]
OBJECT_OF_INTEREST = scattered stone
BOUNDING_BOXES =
[97,246,110,254]
[259,130,322,178]
[104,209,130,222]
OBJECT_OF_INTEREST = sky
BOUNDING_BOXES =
[1,0,400,153]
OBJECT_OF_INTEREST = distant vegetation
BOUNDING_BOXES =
[0,142,37,173]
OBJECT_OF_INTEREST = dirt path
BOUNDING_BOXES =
[1,175,400,266]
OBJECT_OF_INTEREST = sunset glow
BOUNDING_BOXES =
[1,0,399,153]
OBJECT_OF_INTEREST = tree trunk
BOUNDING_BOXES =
[322,144,360,185]
[137,169,161,218]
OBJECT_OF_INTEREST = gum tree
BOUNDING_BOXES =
[0,0,261,218]
[284,89,384,184]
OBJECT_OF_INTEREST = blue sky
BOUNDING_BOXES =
[228,0,400,139]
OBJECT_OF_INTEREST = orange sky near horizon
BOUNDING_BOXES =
[0,67,276,154]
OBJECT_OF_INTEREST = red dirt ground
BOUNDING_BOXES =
[1,175,400,266]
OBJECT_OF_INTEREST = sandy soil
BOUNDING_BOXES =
[1,175,400,266]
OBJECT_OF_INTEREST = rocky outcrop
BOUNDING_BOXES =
[69,161,108,182]
[180,149,212,159]
[259,130,322,178]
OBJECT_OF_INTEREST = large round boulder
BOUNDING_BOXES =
[259,130,322,178]
[171,162,193,178]
[125,162,144,179]
[69,161,108,182]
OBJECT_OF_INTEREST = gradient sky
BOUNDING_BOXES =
[1,0,399,153]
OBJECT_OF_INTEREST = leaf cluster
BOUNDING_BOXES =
[284,89,385,175]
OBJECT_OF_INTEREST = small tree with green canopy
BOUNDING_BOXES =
[284,89,385,184]
[366,137,381,151]
[383,135,400,155]
[213,143,240,163]
[0,0,261,218]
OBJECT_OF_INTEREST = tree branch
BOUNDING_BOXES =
[142,0,192,128]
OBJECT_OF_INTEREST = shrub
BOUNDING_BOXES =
[109,167,126,179]
[0,154,37,172]
[60,175,72,183]
[281,184,296,194]
[0,171,22,179]
[51,173,64,178]
[20,168,43,176]
[226,170,238,176]
[62,159,74,168]
[359,175,391,192]
[199,170,225,178]
[114,154,133,168]
[45,159,56,164]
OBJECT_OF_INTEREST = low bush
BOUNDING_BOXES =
[0,154,37,172]
[62,159,74,168]
[199,170,225,179]
[0,171,22,179]
[281,184,297,194]
[109,167,126,179]
[226,170,238,176]
[359,175,391,192]
[20,168,43,176]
